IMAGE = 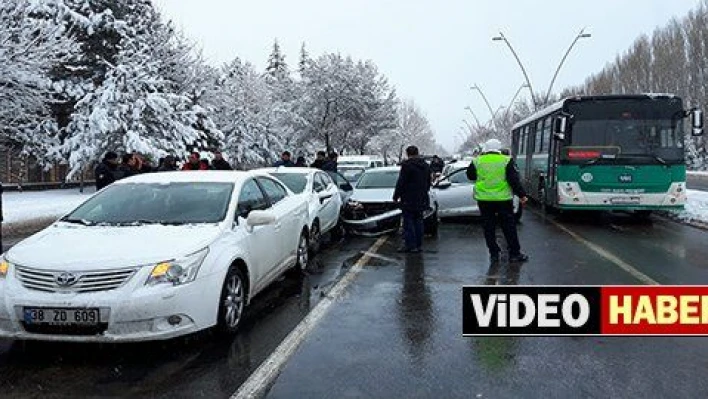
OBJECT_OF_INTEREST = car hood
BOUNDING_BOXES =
[7,223,224,271]
[350,188,395,203]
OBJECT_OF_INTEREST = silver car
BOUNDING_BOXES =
[433,165,523,222]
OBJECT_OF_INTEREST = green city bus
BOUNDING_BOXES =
[511,94,704,215]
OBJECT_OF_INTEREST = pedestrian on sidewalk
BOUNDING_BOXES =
[94,151,120,191]
[211,151,233,170]
[466,139,529,264]
[393,145,432,253]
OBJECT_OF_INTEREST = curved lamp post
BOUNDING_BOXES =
[492,32,537,110]
[544,28,591,105]
[464,106,482,128]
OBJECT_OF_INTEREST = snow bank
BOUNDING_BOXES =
[671,189,708,224]
[2,188,95,224]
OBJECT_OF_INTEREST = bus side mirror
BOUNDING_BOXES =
[553,116,568,141]
[691,109,704,136]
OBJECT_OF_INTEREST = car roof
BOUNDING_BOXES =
[113,170,272,185]
[259,167,318,175]
[361,166,400,173]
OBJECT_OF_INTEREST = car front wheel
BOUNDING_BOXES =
[296,230,309,270]
[216,266,246,335]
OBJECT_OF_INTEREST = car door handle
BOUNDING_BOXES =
[274,222,282,231]
[319,194,332,204]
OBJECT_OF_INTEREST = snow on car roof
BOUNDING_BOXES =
[361,166,400,173]
[113,171,260,184]
[259,167,318,175]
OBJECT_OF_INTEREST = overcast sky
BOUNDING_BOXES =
[153,0,702,152]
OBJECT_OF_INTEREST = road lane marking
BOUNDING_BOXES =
[232,236,389,399]
[539,213,659,285]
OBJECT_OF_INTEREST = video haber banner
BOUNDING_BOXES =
[462,286,708,336]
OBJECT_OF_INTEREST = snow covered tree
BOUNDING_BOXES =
[298,42,310,76]
[61,10,221,177]
[0,0,77,160]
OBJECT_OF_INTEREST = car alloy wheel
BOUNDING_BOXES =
[218,266,246,334]
[296,232,309,270]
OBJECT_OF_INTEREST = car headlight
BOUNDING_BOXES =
[146,248,209,286]
[0,256,9,279]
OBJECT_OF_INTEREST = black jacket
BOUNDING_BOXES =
[465,153,527,199]
[322,160,338,172]
[393,157,432,212]
[95,161,117,190]
[311,159,326,169]
[430,158,445,174]
[212,159,233,170]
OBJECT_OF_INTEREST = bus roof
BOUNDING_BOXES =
[511,93,681,131]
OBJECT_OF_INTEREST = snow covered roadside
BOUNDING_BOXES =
[667,189,708,227]
[2,188,95,236]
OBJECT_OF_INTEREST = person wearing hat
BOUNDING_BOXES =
[95,151,120,191]
[466,139,529,264]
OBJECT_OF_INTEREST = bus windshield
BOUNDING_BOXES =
[566,99,685,164]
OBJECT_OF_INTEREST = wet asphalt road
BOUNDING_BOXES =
[2,210,708,398]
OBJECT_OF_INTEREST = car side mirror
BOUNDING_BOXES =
[691,108,704,136]
[246,210,276,227]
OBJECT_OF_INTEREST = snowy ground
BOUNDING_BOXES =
[670,189,708,224]
[2,188,95,225]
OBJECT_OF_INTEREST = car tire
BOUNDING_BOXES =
[295,230,309,271]
[309,221,321,254]
[216,266,247,336]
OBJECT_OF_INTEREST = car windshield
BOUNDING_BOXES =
[270,173,308,194]
[63,182,234,225]
[356,170,400,189]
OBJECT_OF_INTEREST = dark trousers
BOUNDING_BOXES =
[402,210,424,250]
[478,200,521,257]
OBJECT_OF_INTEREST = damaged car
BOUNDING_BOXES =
[341,166,439,237]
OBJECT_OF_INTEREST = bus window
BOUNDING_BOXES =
[519,128,526,155]
[535,120,544,153]
[541,116,552,154]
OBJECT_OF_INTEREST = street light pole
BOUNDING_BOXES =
[470,84,496,121]
[544,28,591,105]
[493,32,537,110]
[503,83,530,122]
[464,106,482,128]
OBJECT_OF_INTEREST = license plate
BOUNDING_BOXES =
[609,197,641,205]
[23,307,100,326]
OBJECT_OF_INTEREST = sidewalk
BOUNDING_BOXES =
[1,187,95,239]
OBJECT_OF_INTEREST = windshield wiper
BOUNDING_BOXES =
[114,219,187,226]
[59,217,95,226]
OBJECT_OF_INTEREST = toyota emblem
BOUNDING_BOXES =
[55,272,78,287]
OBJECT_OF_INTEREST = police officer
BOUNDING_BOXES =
[467,139,529,264]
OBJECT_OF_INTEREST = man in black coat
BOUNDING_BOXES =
[311,151,327,169]
[211,151,233,170]
[94,151,119,191]
[393,145,432,253]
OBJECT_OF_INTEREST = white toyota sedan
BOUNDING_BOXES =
[0,171,310,342]
[261,167,350,252]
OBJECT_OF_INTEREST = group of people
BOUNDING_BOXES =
[273,150,340,172]
[393,140,529,264]
[94,150,233,190]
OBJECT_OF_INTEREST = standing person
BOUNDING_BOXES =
[430,155,445,175]
[310,151,327,169]
[466,139,529,264]
[118,154,139,179]
[273,151,295,167]
[158,155,178,172]
[199,159,211,170]
[211,151,233,170]
[182,152,201,171]
[393,145,431,253]
[295,156,307,167]
[94,151,120,190]
[322,151,338,173]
